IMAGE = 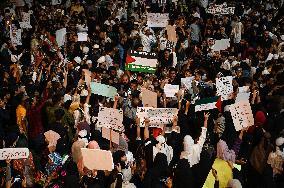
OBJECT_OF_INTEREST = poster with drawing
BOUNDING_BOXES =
[216,76,233,100]
[229,101,254,131]
[97,107,124,132]
[147,13,169,27]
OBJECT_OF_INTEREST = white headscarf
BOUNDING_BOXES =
[153,135,173,164]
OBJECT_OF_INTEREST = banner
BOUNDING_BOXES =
[147,13,169,27]
[56,28,66,47]
[97,107,124,132]
[164,84,179,97]
[216,76,233,100]
[207,3,235,15]
[0,148,29,160]
[141,88,157,107]
[229,101,254,131]
[81,148,113,171]
[125,50,158,73]
[147,108,178,125]
[90,82,117,99]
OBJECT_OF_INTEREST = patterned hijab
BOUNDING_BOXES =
[217,139,236,163]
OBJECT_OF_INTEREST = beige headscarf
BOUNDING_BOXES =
[44,130,61,148]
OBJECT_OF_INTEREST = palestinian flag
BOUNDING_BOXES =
[195,96,222,112]
[125,50,158,73]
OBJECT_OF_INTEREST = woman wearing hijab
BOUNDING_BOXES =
[143,153,170,188]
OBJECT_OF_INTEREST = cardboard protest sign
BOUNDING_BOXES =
[229,101,254,131]
[56,28,66,47]
[166,25,177,43]
[97,107,124,132]
[164,84,179,97]
[0,148,29,160]
[141,88,157,108]
[90,82,117,99]
[147,13,169,27]
[10,24,22,46]
[136,107,153,127]
[147,108,178,125]
[181,77,194,90]
[77,32,88,41]
[202,158,233,188]
[207,3,235,15]
[82,69,91,87]
[216,76,233,101]
[102,127,120,145]
[81,148,113,171]
[211,39,230,52]
[125,50,158,73]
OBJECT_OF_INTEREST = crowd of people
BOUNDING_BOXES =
[0,0,284,187]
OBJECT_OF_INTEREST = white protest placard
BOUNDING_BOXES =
[229,101,254,131]
[164,84,179,97]
[81,148,114,171]
[238,86,250,93]
[181,77,194,90]
[10,25,22,46]
[147,108,178,125]
[102,127,120,145]
[77,32,88,41]
[0,148,29,160]
[56,28,66,47]
[235,92,250,103]
[136,107,153,127]
[216,76,233,100]
[147,13,169,27]
[141,88,157,107]
[52,0,62,5]
[211,39,230,52]
[97,107,124,132]
[19,12,32,29]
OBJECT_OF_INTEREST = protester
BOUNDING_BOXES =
[0,0,284,188]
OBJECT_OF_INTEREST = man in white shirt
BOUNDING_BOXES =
[140,27,157,52]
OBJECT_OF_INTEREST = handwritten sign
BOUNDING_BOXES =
[102,127,120,145]
[229,101,254,131]
[141,88,157,107]
[207,3,235,15]
[147,108,178,125]
[136,107,153,127]
[181,77,194,90]
[19,12,32,29]
[147,13,169,27]
[164,84,179,97]
[97,107,124,132]
[216,76,233,101]
[90,82,117,99]
[81,148,114,171]
[0,148,29,160]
